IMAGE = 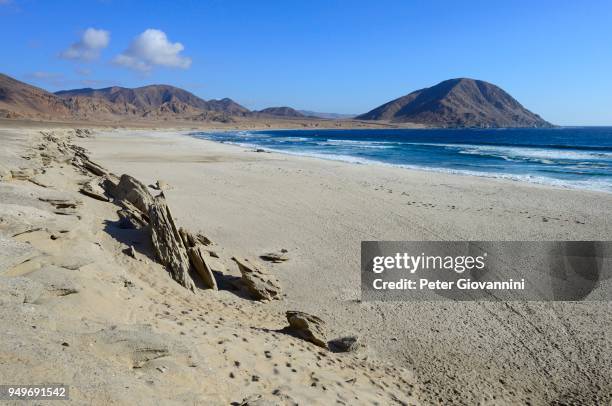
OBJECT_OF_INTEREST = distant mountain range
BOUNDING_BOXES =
[255,106,305,118]
[0,73,551,127]
[357,78,551,128]
[0,73,249,122]
[297,110,356,119]
[55,86,250,116]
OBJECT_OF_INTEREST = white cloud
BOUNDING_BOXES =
[60,28,110,61]
[113,29,191,72]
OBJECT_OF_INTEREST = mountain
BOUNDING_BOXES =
[357,78,552,128]
[298,110,355,120]
[55,85,250,116]
[255,106,305,118]
[0,73,73,119]
[0,73,250,122]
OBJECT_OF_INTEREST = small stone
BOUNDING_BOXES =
[259,252,289,263]
[232,257,282,301]
[285,311,328,348]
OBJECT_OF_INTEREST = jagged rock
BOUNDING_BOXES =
[232,257,282,301]
[259,251,289,263]
[79,178,109,202]
[149,193,195,291]
[186,246,218,290]
[74,128,92,138]
[328,335,361,352]
[110,174,154,215]
[101,174,119,193]
[285,311,328,348]
[179,227,212,247]
[117,202,149,229]
[78,157,109,177]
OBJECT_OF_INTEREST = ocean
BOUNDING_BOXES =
[191,127,612,193]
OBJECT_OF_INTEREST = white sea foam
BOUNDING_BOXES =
[190,132,612,193]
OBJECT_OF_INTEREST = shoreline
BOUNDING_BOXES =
[186,127,612,194]
[188,129,612,195]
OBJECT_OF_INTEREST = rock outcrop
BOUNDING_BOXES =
[185,246,219,290]
[149,193,196,291]
[109,174,154,215]
[116,200,149,229]
[232,257,282,301]
[179,228,218,290]
[285,311,328,348]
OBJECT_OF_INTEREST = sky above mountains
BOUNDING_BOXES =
[1,0,611,125]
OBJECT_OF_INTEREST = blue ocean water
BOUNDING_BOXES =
[191,127,612,192]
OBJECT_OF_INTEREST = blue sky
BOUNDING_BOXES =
[1,0,611,125]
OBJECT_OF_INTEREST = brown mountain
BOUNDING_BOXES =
[55,85,250,117]
[0,73,73,119]
[0,73,249,121]
[357,78,552,128]
[255,106,306,118]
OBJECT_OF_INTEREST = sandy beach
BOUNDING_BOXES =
[78,129,611,403]
[1,126,610,404]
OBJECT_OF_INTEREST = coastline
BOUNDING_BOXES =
[188,128,612,194]
[1,125,610,404]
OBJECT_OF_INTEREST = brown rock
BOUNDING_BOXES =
[179,227,212,247]
[149,193,195,291]
[117,200,149,229]
[110,174,154,215]
[285,311,328,348]
[232,257,282,301]
[81,158,108,177]
[186,246,218,290]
